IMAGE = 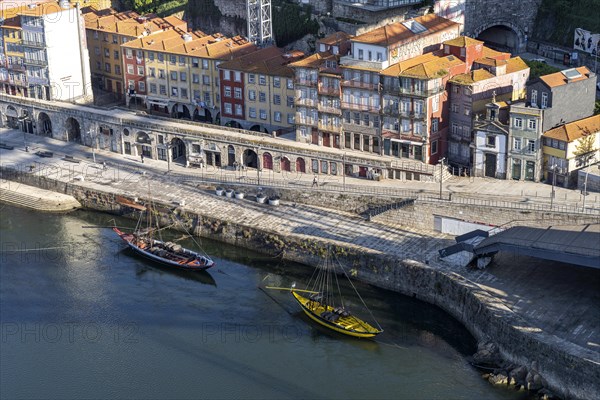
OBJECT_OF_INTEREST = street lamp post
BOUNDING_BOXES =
[342,152,346,192]
[256,147,261,186]
[438,157,446,200]
[89,129,97,164]
[550,164,557,208]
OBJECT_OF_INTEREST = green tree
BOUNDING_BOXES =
[594,100,600,115]
[573,130,597,168]
[524,60,561,81]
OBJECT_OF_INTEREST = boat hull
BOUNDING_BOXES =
[113,228,215,271]
[292,291,382,338]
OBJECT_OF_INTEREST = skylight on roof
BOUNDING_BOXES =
[562,68,582,80]
[402,20,427,34]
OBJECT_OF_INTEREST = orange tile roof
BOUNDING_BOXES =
[217,46,305,77]
[505,56,529,74]
[318,31,352,45]
[475,57,508,67]
[400,54,464,79]
[84,9,187,38]
[450,69,495,84]
[380,52,439,76]
[288,51,340,69]
[443,36,483,47]
[539,66,592,88]
[123,30,257,60]
[351,14,459,47]
[543,114,600,142]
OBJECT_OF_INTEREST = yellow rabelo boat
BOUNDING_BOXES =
[291,290,382,338]
[268,248,383,338]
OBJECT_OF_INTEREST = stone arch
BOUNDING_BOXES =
[296,157,306,173]
[5,105,19,128]
[170,137,186,165]
[98,124,114,150]
[37,112,52,137]
[171,103,191,119]
[250,124,269,134]
[136,131,151,144]
[281,156,291,172]
[243,149,258,169]
[227,144,236,167]
[193,106,212,123]
[262,152,273,170]
[65,117,81,142]
[473,21,525,53]
[224,120,243,129]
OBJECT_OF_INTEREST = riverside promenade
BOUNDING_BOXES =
[1,128,599,398]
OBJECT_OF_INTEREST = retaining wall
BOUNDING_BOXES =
[2,168,598,399]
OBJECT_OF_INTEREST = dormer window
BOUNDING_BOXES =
[444,45,449,54]
[460,48,466,57]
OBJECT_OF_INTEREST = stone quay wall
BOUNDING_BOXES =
[2,167,598,400]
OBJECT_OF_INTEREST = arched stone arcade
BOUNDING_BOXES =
[472,21,527,54]
[65,117,81,143]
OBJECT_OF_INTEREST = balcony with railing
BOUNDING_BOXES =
[318,122,342,133]
[342,121,378,135]
[341,101,381,113]
[399,85,446,97]
[295,115,318,126]
[411,111,426,120]
[318,103,342,115]
[381,85,400,95]
[294,77,318,86]
[341,79,378,91]
[21,39,45,48]
[317,84,340,96]
[295,98,317,107]
[6,63,26,72]
[382,105,399,116]
[23,58,47,66]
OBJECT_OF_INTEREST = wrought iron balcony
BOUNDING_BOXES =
[21,39,45,48]
[317,85,340,96]
[317,103,342,115]
[341,79,378,91]
[341,102,380,113]
[399,86,445,97]
[342,121,378,135]
[294,77,317,86]
[318,123,342,133]
[23,58,47,66]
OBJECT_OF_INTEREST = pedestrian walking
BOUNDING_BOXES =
[102,161,107,170]
[312,175,318,188]
[140,153,144,163]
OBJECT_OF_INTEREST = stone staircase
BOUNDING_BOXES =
[0,184,81,212]
[359,198,417,220]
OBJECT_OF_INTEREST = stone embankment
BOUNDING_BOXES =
[1,166,598,400]
[0,180,80,212]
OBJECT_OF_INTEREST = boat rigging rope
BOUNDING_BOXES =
[333,251,383,331]
[332,248,345,309]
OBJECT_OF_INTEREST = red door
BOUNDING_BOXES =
[323,132,331,147]
[263,152,273,169]
[359,166,368,177]
[281,157,290,171]
[296,157,306,173]
[311,129,319,145]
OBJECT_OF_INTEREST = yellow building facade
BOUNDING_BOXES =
[123,29,255,123]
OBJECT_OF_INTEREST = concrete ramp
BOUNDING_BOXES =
[474,224,600,269]
[0,181,81,212]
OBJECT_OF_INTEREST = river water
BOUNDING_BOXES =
[0,205,530,400]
